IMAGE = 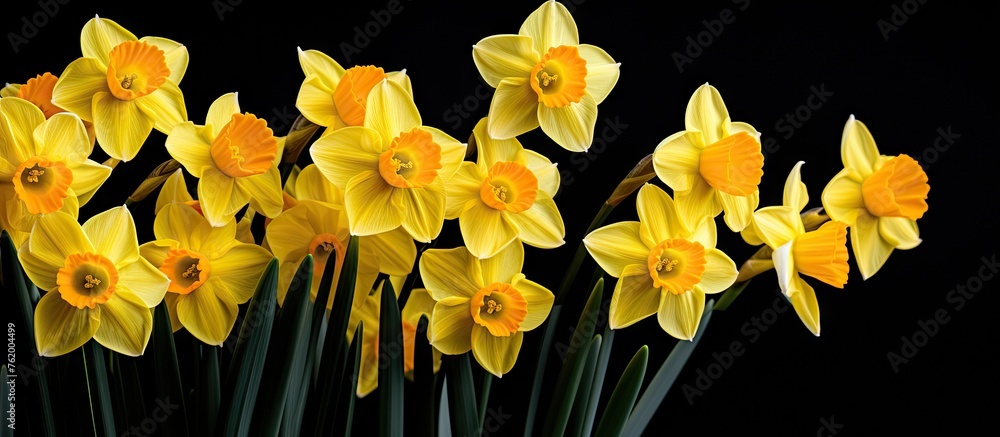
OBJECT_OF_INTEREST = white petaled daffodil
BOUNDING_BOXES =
[445,117,564,258]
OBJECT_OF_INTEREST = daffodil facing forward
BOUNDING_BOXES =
[310,80,466,242]
[583,184,737,340]
[51,17,188,161]
[0,97,111,246]
[446,118,564,258]
[139,203,272,345]
[18,207,169,356]
[652,84,764,232]
[165,93,284,227]
[472,1,620,152]
[4,73,96,149]
[420,243,553,377]
[822,116,929,280]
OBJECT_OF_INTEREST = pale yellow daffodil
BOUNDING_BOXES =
[402,288,442,380]
[348,276,404,397]
[583,184,737,340]
[472,1,620,152]
[310,80,466,242]
[165,93,285,227]
[139,203,272,345]
[421,243,554,378]
[445,117,564,258]
[5,73,96,150]
[652,84,764,232]
[822,115,928,280]
[51,17,188,161]
[18,207,169,356]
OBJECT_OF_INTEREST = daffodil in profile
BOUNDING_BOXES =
[165,92,284,227]
[265,164,416,310]
[421,243,553,377]
[139,203,272,345]
[347,276,404,397]
[310,80,466,242]
[4,73,96,149]
[0,97,111,246]
[822,115,929,279]
[18,207,169,357]
[749,163,850,336]
[583,184,737,340]
[51,16,188,161]
[652,84,764,232]
[295,47,412,134]
[472,1,620,152]
[402,288,442,380]
[446,118,564,258]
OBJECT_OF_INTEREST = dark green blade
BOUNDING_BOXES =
[83,342,115,436]
[152,301,190,436]
[333,321,363,436]
[406,315,436,436]
[595,345,648,437]
[582,326,615,436]
[197,345,220,435]
[445,354,479,437]
[567,335,602,437]
[378,279,404,437]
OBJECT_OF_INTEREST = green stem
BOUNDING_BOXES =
[713,280,751,312]
[477,373,493,431]
[554,201,615,305]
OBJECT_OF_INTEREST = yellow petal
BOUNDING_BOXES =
[577,44,619,104]
[480,241,524,285]
[740,225,764,246]
[728,122,758,138]
[135,81,187,134]
[698,248,737,294]
[684,84,730,145]
[386,70,413,97]
[430,297,474,354]
[294,164,343,204]
[519,0,579,55]
[365,80,421,143]
[153,202,201,247]
[509,274,552,332]
[420,247,483,300]
[582,221,647,278]
[537,93,597,152]
[165,122,213,178]
[117,257,169,307]
[459,202,519,259]
[310,126,382,189]
[238,166,284,218]
[92,92,154,161]
[198,166,247,227]
[636,183,683,247]
[139,240,175,268]
[208,245,273,303]
[772,241,796,296]
[687,215,718,249]
[363,228,415,277]
[296,74,338,127]
[787,273,820,336]
[718,189,758,232]
[33,112,89,164]
[83,206,139,266]
[81,17,137,67]
[1,97,45,158]
[424,126,467,181]
[93,288,154,356]
[751,206,804,250]
[472,35,539,88]
[17,248,60,291]
[138,36,188,84]
[344,171,404,236]
[50,58,108,121]
[523,149,559,195]
[68,160,112,205]
[508,192,565,249]
[471,326,523,378]
[840,115,879,177]
[609,264,659,329]
[34,290,99,357]
[783,161,809,211]
[852,213,893,280]
[164,293,182,332]
[878,216,921,250]
[297,48,345,87]
[487,77,539,140]
[27,210,93,270]
[657,288,706,341]
[177,279,238,346]
[445,162,484,219]
[399,179,447,243]
[652,130,702,192]
[154,169,194,214]
[402,288,436,325]
[821,168,866,226]
[674,177,722,229]
[205,92,239,138]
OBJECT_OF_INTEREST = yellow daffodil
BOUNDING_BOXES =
[420,243,553,377]
[446,118,564,258]
[737,161,814,280]
[5,73,97,149]
[139,203,272,345]
[402,288,442,380]
[0,97,111,247]
[51,16,188,161]
[265,164,416,309]
[154,168,255,244]
[652,84,764,232]
[583,184,737,340]
[165,92,284,227]
[472,1,620,152]
[748,163,850,336]
[295,48,412,135]
[310,80,466,242]
[18,207,169,356]
[348,276,404,398]
[822,116,929,280]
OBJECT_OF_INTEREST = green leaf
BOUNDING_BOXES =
[406,315,436,436]
[379,279,404,437]
[541,277,605,437]
[446,354,479,437]
[582,326,615,437]
[110,353,146,433]
[595,345,648,437]
[152,301,191,436]
[567,335,602,437]
[714,281,750,311]
[217,257,279,437]
[437,377,451,437]
[622,299,715,436]
[83,342,115,436]
[197,346,220,436]
[333,321,363,436]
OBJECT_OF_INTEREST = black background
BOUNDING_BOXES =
[4,0,998,435]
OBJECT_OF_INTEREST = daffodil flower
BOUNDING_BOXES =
[51,17,188,161]
[421,243,553,377]
[4,73,96,149]
[583,184,737,340]
[472,1,620,152]
[348,276,404,397]
[652,84,764,232]
[401,288,442,380]
[747,163,850,336]
[822,115,929,279]
[154,168,255,244]
[295,47,412,134]
[18,207,169,357]
[265,164,416,310]
[165,93,285,227]
[310,80,466,242]
[0,97,111,246]
[139,203,272,345]
[445,118,564,258]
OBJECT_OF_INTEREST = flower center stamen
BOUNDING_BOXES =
[56,252,119,309]
[470,283,528,337]
[654,258,680,272]
[529,45,588,108]
[12,157,73,214]
[83,274,101,289]
[160,249,211,295]
[378,128,442,189]
[647,239,707,295]
[479,162,538,213]
[106,40,170,101]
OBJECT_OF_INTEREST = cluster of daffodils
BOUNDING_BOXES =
[1,0,927,405]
